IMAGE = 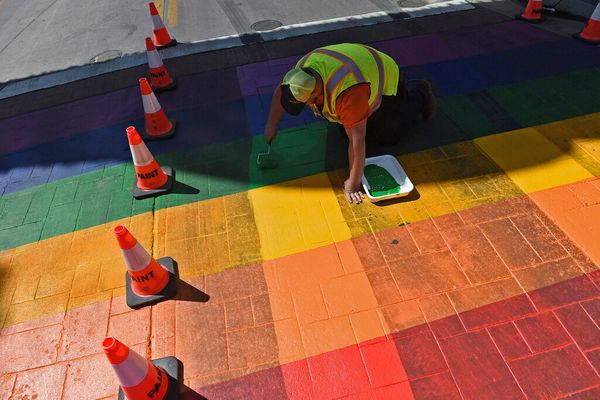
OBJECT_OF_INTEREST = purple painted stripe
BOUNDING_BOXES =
[236,20,557,96]
[0,21,558,158]
[1,88,140,155]
[0,68,242,156]
[0,96,250,196]
[237,56,297,97]
[377,20,557,67]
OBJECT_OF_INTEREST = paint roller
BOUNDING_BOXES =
[256,139,278,169]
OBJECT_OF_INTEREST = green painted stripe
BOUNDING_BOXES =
[489,68,600,127]
[1,67,600,251]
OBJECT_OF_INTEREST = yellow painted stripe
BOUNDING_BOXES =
[1,214,153,327]
[249,173,351,260]
[536,114,600,176]
[167,0,179,27]
[2,113,600,329]
[475,127,594,193]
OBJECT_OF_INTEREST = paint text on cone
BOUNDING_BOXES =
[127,126,171,192]
[114,222,178,309]
[146,37,176,91]
[103,336,169,399]
[115,224,170,296]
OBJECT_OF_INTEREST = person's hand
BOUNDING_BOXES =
[344,178,364,204]
[265,124,278,145]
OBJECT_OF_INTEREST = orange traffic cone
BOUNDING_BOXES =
[114,224,178,309]
[126,126,174,200]
[103,336,181,400]
[139,78,176,140]
[146,37,176,92]
[516,0,543,23]
[574,3,600,44]
[149,2,177,48]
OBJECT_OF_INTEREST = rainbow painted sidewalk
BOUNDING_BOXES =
[1,7,600,400]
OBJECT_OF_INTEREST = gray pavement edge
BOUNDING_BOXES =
[0,0,472,101]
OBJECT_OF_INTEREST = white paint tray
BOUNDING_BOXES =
[361,155,414,202]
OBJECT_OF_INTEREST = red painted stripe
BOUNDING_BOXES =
[191,270,600,399]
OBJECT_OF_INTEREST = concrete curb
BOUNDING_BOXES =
[0,0,472,101]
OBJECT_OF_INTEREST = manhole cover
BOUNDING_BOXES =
[90,50,122,64]
[251,19,283,32]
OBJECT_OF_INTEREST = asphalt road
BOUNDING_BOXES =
[0,0,462,84]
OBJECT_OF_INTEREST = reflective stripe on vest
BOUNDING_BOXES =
[298,44,395,123]
[111,349,149,387]
[302,48,368,117]
[121,242,152,271]
[360,45,385,113]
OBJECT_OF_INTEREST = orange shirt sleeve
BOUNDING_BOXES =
[335,83,371,129]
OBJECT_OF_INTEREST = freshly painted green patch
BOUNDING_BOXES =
[489,69,600,127]
[248,123,332,188]
[364,164,400,196]
[438,95,497,138]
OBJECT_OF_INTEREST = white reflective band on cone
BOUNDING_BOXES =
[111,350,149,387]
[130,142,156,167]
[147,50,163,69]
[121,242,152,271]
[142,92,162,114]
[152,14,165,29]
[592,3,600,20]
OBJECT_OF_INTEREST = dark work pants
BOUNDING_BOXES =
[365,79,430,145]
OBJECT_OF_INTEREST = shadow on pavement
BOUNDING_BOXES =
[174,279,210,303]
[371,185,422,207]
[171,180,201,195]
[180,384,209,400]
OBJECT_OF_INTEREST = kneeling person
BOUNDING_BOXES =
[264,43,436,204]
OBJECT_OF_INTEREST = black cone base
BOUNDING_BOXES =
[152,77,177,93]
[132,166,175,200]
[515,15,544,23]
[126,257,178,310]
[573,33,600,45]
[156,38,177,49]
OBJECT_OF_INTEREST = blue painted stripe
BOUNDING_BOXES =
[2,38,600,196]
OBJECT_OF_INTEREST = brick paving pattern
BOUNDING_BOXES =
[0,10,599,400]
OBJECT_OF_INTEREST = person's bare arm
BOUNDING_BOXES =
[343,119,367,204]
[347,135,354,169]
[265,86,285,144]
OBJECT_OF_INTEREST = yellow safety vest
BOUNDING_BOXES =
[296,43,400,123]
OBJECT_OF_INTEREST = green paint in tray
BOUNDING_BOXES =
[364,164,400,197]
